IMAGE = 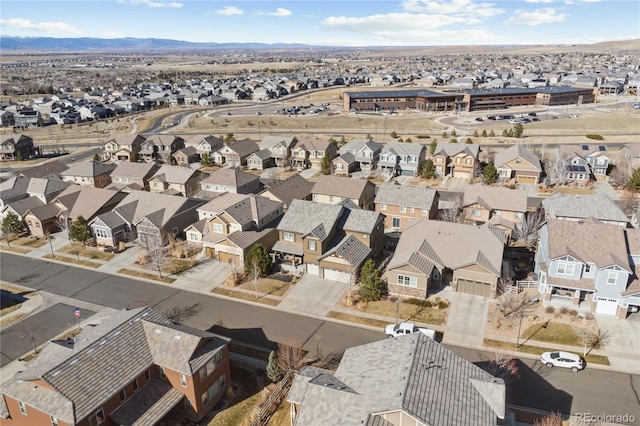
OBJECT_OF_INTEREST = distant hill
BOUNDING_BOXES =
[0,36,314,52]
[0,36,637,54]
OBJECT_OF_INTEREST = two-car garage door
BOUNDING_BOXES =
[457,279,492,297]
[323,268,351,284]
[595,298,619,316]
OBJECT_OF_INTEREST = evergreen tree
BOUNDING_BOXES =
[130,152,138,162]
[422,159,435,179]
[442,131,448,138]
[320,153,331,175]
[244,244,272,277]
[359,259,384,302]
[625,168,640,192]
[93,153,100,161]
[513,123,524,138]
[473,130,479,137]
[201,152,213,167]
[465,138,473,144]
[16,151,23,161]
[482,129,488,137]
[502,129,509,137]
[483,163,498,185]
[429,139,438,155]
[1,212,23,247]
[69,216,92,246]
[266,351,282,382]
[489,130,496,137]
[451,129,457,137]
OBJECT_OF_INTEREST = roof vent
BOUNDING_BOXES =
[52,370,62,377]
[99,340,107,345]
[32,385,39,390]
[174,335,182,340]
[155,329,162,334]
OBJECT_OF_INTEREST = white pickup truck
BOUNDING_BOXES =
[385,322,436,339]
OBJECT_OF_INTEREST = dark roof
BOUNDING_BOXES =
[18,160,69,178]
[262,174,313,207]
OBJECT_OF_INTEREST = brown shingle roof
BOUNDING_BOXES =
[311,175,373,200]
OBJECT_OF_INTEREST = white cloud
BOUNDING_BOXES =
[0,18,83,35]
[525,0,554,3]
[117,0,183,9]
[402,0,504,18]
[504,7,567,25]
[318,28,496,46]
[214,6,244,16]
[265,7,292,17]
[323,12,469,33]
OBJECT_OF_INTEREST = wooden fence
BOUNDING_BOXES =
[249,369,295,426]
[504,280,537,294]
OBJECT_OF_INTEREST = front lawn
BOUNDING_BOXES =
[483,339,610,365]
[208,367,261,426]
[117,268,176,284]
[327,312,389,328]
[59,244,115,260]
[348,297,449,326]
[236,278,292,297]
[522,322,602,349]
[211,288,280,306]
[43,254,101,268]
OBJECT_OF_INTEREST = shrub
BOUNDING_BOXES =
[406,298,425,306]
[416,134,431,139]
[559,306,570,315]
[569,309,579,317]
[545,306,555,314]
[585,134,604,140]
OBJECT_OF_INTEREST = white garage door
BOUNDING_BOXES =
[595,298,619,316]
[323,268,351,284]
[307,263,320,276]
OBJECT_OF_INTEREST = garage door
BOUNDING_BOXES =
[323,268,351,284]
[595,298,619,316]
[217,250,236,264]
[457,279,491,297]
[205,247,215,258]
[307,263,320,276]
[517,175,538,184]
[454,171,472,179]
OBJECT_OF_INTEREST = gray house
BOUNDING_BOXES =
[377,142,427,176]
[535,219,640,318]
[333,138,382,175]
[542,193,629,227]
[288,333,505,425]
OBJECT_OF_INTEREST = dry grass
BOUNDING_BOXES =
[552,186,595,195]
[59,244,115,260]
[326,311,389,328]
[266,400,291,426]
[116,268,176,284]
[0,284,36,296]
[483,339,610,365]
[43,253,101,268]
[236,278,292,297]
[9,236,48,248]
[0,313,26,328]
[211,288,280,306]
[0,246,31,254]
[521,322,602,349]
[207,367,261,426]
[349,297,449,326]
[163,258,197,275]
[0,303,22,318]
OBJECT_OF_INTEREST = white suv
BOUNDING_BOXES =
[540,351,584,372]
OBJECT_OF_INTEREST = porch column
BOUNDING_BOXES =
[573,289,581,305]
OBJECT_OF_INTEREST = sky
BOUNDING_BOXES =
[0,0,638,47]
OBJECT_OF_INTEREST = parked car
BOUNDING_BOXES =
[528,112,537,116]
[540,351,584,372]
[475,117,483,121]
[385,322,435,339]
[569,114,579,118]
[633,103,640,109]
[487,115,497,120]
[532,117,540,122]
[552,116,559,120]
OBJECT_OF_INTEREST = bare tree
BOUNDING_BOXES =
[250,259,260,299]
[512,208,545,249]
[544,146,567,186]
[164,303,201,324]
[438,193,464,223]
[277,338,307,375]
[19,319,47,356]
[477,351,520,384]
[141,233,166,278]
[574,326,601,356]
[610,159,631,187]
[496,291,536,318]
[533,412,563,426]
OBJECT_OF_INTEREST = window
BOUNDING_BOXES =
[312,193,319,201]
[18,401,27,415]
[213,223,223,233]
[399,206,406,213]
[180,373,187,387]
[392,217,401,228]
[436,157,443,163]
[145,369,151,381]
[201,391,209,406]
[433,269,440,280]
[119,389,126,402]
[471,209,481,217]
[308,240,316,251]
[557,262,574,275]
[283,232,295,242]
[214,352,222,367]
[132,379,138,391]
[607,272,617,284]
[422,209,429,216]
[199,367,207,382]
[465,158,472,165]
[456,158,461,164]
[515,212,523,219]
[189,232,200,241]
[379,203,387,211]
[584,264,591,274]
[336,163,343,170]
[50,415,59,426]
[397,275,417,287]
[94,228,108,239]
[494,210,502,216]
[410,208,415,213]
[89,408,105,426]
[160,367,167,380]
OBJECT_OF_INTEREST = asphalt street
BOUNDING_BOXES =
[1,253,639,420]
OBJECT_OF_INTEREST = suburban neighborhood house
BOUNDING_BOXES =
[258,136,297,168]
[333,138,382,175]
[311,175,376,210]
[148,165,203,197]
[289,138,338,170]
[386,220,506,298]
[60,161,116,188]
[432,142,480,180]
[272,200,384,283]
[377,141,426,177]
[288,333,505,426]
[0,134,36,161]
[212,139,259,167]
[258,174,313,210]
[102,134,146,162]
[139,134,185,163]
[190,194,284,265]
[89,190,205,248]
[494,144,542,184]
[535,220,640,318]
[542,192,629,227]
[0,307,231,425]
[462,185,528,237]
[374,183,439,231]
[196,168,262,199]
[106,161,160,192]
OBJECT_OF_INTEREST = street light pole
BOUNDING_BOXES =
[515,311,524,348]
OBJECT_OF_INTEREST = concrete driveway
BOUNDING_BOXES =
[442,292,489,347]
[278,274,347,317]
[596,315,640,373]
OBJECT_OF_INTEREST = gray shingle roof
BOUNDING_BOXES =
[261,174,313,208]
[374,183,438,210]
[113,191,205,228]
[110,379,183,426]
[463,185,528,213]
[311,175,373,200]
[339,208,383,234]
[60,160,116,177]
[4,196,44,217]
[542,193,629,224]
[277,200,342,239]
[318,234,372,267]
[18,160,68,179]
[493,144,542,171]
[150,165,199,184]
[387,220,504,276]
[289,334,504,425]
[200,168,260,188]
[223,195,283,226]
[111,161,158,179]
[379,141,426,156]
[434,142,479,158]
